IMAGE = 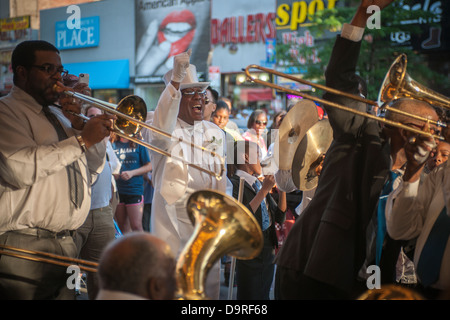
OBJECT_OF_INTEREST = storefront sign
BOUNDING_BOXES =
[134,0,211,81]
[211,13,276,45]
[276,0,337,30]
[389,0,447,51]
[0,16,33,49]
[275,0,336,74]
[55,16,100,50]
[210,0,275,73]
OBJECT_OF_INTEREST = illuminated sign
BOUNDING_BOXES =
[211,13,276,45]
[55,16,100,50]
[276,0,338,30]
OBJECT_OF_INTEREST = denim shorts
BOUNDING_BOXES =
[118,194,143,205]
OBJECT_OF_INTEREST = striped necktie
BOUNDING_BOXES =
[43,106,84,208]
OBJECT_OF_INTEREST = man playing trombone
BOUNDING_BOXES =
[274,0,442,299]
[0,40,114,299]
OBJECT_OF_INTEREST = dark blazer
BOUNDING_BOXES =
[275,35,391,296]
[229,174,286,248]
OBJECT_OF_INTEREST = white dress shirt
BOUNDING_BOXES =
[0,86,105,234]
[386,163,450,290]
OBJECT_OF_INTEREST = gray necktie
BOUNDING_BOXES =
[43,106,84,208]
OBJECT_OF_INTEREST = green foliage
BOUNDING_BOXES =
[276,1,447,100]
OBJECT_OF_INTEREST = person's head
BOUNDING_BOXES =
[211,101,230,129]
[427,140,450,171]
[164,64,209,125]
[219,97,232,112]
[85,106,103,118]
[179,86,208,124]
[270,110,287,130]
[232,140,262,177]
[247,109,268,137]
[11,40,66,106]
[97,232,177,300]
[203,86,218,122]
[384,98,440,148]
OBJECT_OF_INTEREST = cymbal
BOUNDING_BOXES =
[274,100,319,170]
[292,119,332,191]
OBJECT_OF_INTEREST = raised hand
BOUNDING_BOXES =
[171,48,192,83]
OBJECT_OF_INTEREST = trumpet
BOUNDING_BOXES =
[245,53,450,141]
[55,86,225,180]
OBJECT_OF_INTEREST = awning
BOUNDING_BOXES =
[63,59,130,90]
[240,88,273,102]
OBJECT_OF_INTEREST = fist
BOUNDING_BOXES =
[171,48,192,83]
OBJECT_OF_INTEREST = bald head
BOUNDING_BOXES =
[97,232,176,300]
[386,98,439,125]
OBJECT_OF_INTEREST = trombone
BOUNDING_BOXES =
[56,87,225,180]
[245,54,449,141]
[0,244,98,273]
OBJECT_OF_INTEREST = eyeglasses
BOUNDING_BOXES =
[182,89,207,98]
[255,120,268,126]
[31,64,68,77]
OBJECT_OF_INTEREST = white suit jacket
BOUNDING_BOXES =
[146,83,227,257]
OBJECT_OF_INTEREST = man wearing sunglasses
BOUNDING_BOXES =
[0,40,115,299]
[146,49,227,299]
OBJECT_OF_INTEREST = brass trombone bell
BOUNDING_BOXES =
[379,54,450,111]
[244,59,448,141]
[58,88,225,180]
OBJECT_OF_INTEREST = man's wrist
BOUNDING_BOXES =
[75,135,87,153]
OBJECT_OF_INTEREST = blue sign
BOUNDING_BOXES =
[55,16,99,50]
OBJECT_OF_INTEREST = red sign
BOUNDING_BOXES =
[211,13,276,46]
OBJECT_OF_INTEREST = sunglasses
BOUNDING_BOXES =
[255,120,267,126]
[182,89,207,98]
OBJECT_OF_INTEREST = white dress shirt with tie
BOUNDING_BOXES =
[0,86,106,234]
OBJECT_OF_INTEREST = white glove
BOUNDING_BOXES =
[171,49,191,83]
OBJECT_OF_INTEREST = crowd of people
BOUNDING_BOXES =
[0,0,449,301]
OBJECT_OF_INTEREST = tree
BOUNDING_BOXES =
[276,0,448,101]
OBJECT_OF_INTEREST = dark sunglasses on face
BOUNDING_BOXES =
[182,89,207,98]
[31,64,69,77]
[255,120,267,126]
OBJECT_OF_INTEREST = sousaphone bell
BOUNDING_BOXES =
[176,190,263,300]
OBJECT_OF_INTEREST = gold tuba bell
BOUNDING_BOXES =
[176,190,263,300]
[378,53,450,109]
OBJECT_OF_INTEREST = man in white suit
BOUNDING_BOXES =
[148,50,227,299]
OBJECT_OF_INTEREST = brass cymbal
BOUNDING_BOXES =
[292,119,332,191]
[274,100,319,170]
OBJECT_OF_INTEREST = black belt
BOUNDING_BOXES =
[12,228,76,239]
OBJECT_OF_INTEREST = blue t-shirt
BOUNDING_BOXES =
[113,141,150,196]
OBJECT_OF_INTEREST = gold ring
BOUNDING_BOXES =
[409,136,416,144]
